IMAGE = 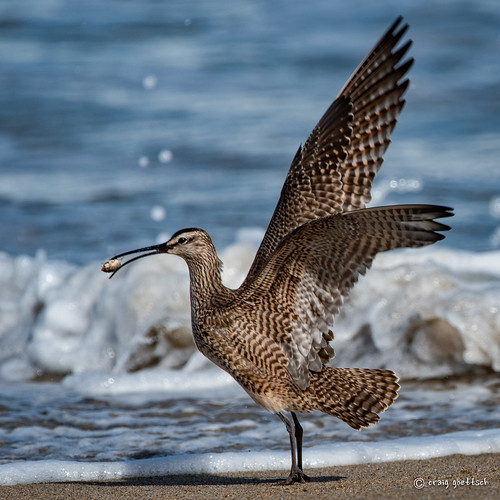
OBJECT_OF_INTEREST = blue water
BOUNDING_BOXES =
[1,0,499,264]
[0,0,499,486]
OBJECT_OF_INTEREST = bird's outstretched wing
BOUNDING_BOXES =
[245,17,413,282]
[239,205,453,390]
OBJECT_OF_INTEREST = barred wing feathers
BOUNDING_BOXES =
[246,17,413,281]
[240,205,452,390]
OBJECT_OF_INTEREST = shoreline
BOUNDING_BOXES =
[0,453,497,500]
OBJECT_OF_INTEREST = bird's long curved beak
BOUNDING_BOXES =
[101,242,169,279]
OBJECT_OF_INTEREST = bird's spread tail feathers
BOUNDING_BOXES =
[307,367,400,430]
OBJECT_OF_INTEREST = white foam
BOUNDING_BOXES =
[61,360,235,396]
[1,428,498,485]
[1,245,500,384]
[332,247,500,377]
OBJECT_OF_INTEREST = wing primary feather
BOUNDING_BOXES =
[245,18,414,282]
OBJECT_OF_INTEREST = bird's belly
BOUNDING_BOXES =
[192,324,311,414]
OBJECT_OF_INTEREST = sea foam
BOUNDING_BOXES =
[0,428,498,485]
[0,242,499,384]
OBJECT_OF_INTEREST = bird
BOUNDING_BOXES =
[102,17,453,484]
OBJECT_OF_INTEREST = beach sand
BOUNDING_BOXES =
[0,453,497,500]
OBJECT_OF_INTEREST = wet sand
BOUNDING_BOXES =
[0,453,497,500]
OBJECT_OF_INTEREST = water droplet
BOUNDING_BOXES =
[150,205,166,222]
[142,74,157,90]
[158,149,173,164]
[138,156,149,168]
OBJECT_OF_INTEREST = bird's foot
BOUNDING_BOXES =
[283,469,311,485]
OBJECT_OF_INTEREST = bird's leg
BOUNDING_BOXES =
[277,412,311,484]
[291,411,310,481]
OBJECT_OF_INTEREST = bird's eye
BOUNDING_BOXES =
[178,237,187,244]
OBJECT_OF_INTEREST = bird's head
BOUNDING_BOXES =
[102,228,216,278]
[164,228,215,259]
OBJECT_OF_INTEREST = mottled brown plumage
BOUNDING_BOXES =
[245,17,413,281]
[104,17,453,484]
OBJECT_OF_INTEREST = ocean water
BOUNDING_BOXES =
[1,0,500,485]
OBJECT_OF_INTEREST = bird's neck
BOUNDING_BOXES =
[185,253,228,312]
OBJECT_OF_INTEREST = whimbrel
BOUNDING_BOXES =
[103,17,453,484]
